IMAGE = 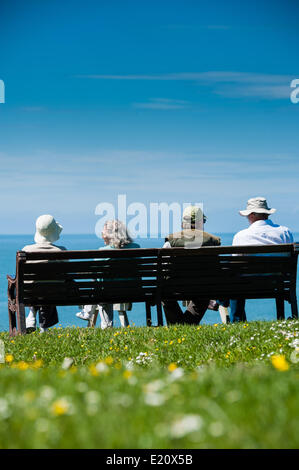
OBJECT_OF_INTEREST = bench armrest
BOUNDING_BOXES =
[7,274,16,284]
[7,275,16,301]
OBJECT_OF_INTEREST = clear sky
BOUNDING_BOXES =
[0,0,298,236]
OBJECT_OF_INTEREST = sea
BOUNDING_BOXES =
[1,233,298,331]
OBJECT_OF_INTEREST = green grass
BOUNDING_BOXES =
[0,320,299,449]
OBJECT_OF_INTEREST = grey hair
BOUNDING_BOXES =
[102,219,133,248]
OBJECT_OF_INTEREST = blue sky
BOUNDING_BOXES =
[0,0,298,236]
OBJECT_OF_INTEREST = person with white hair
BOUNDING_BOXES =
[228,197,294,322]
[23,214,66,333]
[76,219,140,328]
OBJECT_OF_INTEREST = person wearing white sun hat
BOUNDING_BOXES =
[23,215,67,333]
[227,197,294,322]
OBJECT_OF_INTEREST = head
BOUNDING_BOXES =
[239,197,276,225]
[101,219,133,248]
[34,215,63,244]
[247,212,269,225]
[181,206,207,231]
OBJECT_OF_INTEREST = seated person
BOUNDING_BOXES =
[23,214,66,333]
[76,219,140,328]
[227,197,294,322]
[162,205,221,325]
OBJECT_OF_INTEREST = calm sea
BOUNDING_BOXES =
[1,233,298,331]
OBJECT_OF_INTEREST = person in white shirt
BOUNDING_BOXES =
[229,197,294,322]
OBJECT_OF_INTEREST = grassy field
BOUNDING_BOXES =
[0,320,299,449]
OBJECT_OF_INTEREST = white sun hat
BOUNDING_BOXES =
[239,197,276,217]
[34,214,63,244]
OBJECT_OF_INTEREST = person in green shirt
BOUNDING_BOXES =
[162,205,221,325]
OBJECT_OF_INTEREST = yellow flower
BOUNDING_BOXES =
[17,361,29,370]
[105,356,113,365]
[168,362,177,372]
[32,359,43,369]
[5,354,14,363]
[123,370,132,379]
[271,355,289,372]
[177,339,182,344]
[89,364,99,376]
[51,398,70,416]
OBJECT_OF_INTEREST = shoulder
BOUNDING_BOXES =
[125,242,140,249]
[22,244,34,252]
[99,245,112,250]
[53,245,67,251]
[166,232,180,240]
[232,228,250,245]
[203,231,221,246]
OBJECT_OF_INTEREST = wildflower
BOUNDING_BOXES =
[177,339,182,344]
[168,363,177,372]
[61,357,74,370]
[144,392,166,407]
[17,361,29,371]
[123,370,133,380]
[5,354,13,363]
[143,380,165,393]
[32,359,43,369]
[95,361,108,373]
[271,355,289,371]
[51,398,71,416]
[170,414,202,438]
[105,356,113,365]
[89,364,99,376]
[168,367,184,381]
[290,348,299,364]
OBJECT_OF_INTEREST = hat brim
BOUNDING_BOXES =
[34,223,63,244]
[239,208,276,217]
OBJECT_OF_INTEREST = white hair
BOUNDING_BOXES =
[102,219,133,248]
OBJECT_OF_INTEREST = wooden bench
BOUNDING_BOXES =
[7,243,298,335]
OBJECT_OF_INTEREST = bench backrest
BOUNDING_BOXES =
[16,244,298,307]
[160,244,298,301]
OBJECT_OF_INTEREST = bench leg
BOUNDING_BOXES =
[88,311,98,327]
[16,303,27,335]
[8,305,17,336]
[290,291,298,319]
[156,302,163,326]
[275,297,285,321]
[146,301,152,327]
